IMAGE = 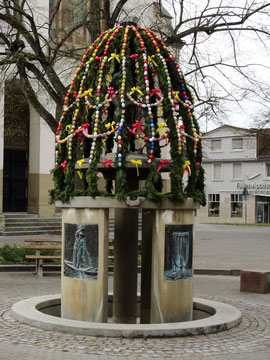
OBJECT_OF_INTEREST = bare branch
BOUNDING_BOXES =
[110,0,129,26]
[17,59,58,133]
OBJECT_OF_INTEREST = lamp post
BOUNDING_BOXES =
[242,186,249,224]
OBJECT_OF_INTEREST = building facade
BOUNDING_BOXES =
[197,125,270,224]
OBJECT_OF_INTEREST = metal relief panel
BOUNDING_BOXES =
[164,225,193,281]
[64,223,98,280]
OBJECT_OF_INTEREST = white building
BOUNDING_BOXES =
[197,125,270,224]
[0,0,174,230]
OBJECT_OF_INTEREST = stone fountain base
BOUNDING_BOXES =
[11,294,241,338]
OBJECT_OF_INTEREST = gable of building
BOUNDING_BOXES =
[203,124,255,139]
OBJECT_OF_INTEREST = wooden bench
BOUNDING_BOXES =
[24,238,62,277]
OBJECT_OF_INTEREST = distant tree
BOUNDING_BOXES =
[0,0,269,133]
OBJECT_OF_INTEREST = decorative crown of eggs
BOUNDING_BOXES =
[52,24,205,205]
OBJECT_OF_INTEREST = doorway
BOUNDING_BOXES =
[3,80,30,212]
[256,202,270,223]
[3,149,28,212]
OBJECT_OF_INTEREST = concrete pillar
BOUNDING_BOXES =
[61,207,109,322]
[150,209,194,323]
[140,209,154,323]
[113,208,138,323]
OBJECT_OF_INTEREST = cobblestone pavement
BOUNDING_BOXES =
[0,273,270,360]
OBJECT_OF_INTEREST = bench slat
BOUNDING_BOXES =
[24,245,61,250]
[24,239,62,243]
[25,255,61,260]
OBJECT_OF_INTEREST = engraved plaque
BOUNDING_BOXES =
[164,225,193,281]
[64,223,98,280]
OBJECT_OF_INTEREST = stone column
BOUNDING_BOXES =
[0,85,5,230]
[28,106,55,218]
[61,207,109,322]
[140,209,154,323]
[113,208,138,323]
[150,208,194,323]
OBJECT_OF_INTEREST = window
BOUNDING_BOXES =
[231,194,243,217]
[266,163,270,178]
[213,163,222,180]
[211,139,221,152]
[49,0,89,46]
[232,163,242,180]
[232,138,243,150]
[208,194,220,217]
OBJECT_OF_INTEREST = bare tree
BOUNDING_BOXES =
[160,0,270,127]
[0,0,269,133]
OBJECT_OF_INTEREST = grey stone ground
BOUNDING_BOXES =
[0,224,270,359]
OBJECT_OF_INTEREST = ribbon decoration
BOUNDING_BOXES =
[81,123,89,135]
[102,159,113,168]
[132,121,144,134]
[184,160,191,175]
[130,54,139,60]
[158,106,163,117]
[108,53,120,63]
[151,88,161,97]
[65,124,72,133]
[158,159,168,172]
[173,91,180,101]
[148,55,158,67]
[156,122,167,136]
[105,121,115,131]
[130,159,142,176]
[77,159,85,168]
[77,171,83,179]
[108,87,115,96]
[80,88,94,98]
[76,159,85,179]
[130,86,144,96]
[61,160,67,171]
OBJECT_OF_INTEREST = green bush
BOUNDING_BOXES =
[0,244,32,264]
[0,244,61,264]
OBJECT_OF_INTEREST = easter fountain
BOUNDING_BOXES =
[12,23,241,337]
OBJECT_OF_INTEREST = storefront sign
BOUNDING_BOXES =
[237,183,270,190]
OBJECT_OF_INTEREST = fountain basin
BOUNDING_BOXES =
[11,295,241,338]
